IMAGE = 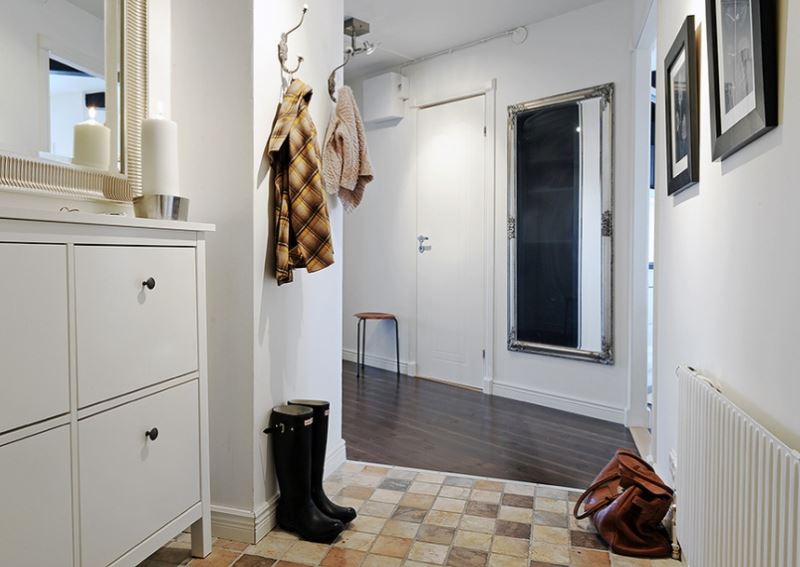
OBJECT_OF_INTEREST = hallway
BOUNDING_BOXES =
[342,363,637,488]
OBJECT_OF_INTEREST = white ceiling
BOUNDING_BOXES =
[65,0,104,19]
[343,0,606,78]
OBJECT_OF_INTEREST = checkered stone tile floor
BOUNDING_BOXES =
[139,462,682,567]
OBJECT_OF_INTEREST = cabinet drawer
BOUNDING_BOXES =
[0,426,73,567]
[75,246,198,406]
[79,380,200,567]
[0,244,70,433]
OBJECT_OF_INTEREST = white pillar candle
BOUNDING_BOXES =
[141,110,180,195]
[72,107,111,170]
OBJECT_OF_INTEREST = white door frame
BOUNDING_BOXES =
[410,80,497,394]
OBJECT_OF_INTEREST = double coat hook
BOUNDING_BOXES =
[278,4,308,75]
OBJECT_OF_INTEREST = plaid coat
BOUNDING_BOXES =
[267,79,334,285]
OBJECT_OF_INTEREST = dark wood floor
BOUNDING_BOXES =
[342,361,637,489]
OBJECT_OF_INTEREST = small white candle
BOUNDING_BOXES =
[72,107,110,170]
[141,106,180,195]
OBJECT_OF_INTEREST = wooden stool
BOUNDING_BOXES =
[354,312,399,380]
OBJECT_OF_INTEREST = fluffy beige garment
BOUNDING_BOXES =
[322,86,373,211]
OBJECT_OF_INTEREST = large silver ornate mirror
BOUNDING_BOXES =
[507,83,614,364]
[0,0,147,201]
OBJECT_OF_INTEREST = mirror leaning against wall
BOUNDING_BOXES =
[0,0,147,202]
[508,83,614,364]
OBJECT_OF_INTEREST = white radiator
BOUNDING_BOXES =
[677,365,800,567]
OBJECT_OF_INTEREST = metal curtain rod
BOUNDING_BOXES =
[278,4,308,75]
[398,26,527,69]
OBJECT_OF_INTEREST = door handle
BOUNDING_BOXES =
[417,235,431,254]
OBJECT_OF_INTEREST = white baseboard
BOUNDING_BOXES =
[325,438,348,478]
[492,380,626,424]
[482,376,493,395]
[212,439,347,544]
[342,348,416,376]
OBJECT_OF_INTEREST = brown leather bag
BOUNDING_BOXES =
[573,449,673,558]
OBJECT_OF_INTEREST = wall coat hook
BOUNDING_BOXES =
[278,4,308,75]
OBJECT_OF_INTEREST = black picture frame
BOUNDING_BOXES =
[706,0,778,161]
[664,16,700,196]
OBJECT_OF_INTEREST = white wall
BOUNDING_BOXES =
[344,0,645,424]
[654,0,799,482]
[171,0,344,541]
[0,0,104,156]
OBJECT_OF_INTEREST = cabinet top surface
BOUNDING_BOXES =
[0,207,216,232]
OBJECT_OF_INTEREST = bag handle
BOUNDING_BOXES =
[572,472,621,519]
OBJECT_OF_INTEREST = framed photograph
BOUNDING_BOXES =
[706,0,777,161]
[665,16,700,195]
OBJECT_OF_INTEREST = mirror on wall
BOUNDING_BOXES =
[507,83,614,364]
[0,0,121,172]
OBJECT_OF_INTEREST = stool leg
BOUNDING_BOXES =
[356,319,361,379]
[394,318,400,380]
[361,320,366,376]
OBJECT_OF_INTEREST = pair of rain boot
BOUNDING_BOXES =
[266,400,356,543]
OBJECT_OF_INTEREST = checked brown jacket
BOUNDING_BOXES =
[267,79,334,285]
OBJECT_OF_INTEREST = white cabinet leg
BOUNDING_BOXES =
[191,516,212,558]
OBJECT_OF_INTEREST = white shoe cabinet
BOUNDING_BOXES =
[0,208,215,567]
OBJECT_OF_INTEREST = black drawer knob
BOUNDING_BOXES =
[145,428,159,441]
[142,277,156,290]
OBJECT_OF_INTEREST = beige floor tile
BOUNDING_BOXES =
[349,515,388,535]
[404,562,436,567]
[265,528,298,541]
[381,520,421,539]
[362,465,391,476]
[487,553,528,567]
[409,481,442,495]
[503,483,535,497]
[248,532,296,559]
[472,480,504,492]
[340,486,375,500]
[320,547,366,567]
[433,497,466,513]
[534,497,569,515]
[458,515,495,534]
[359,501,396,518]
[610,555,652,567]
[341,463,365,474]
[469,490,502,504]
[370,535,413,558]
[490,536,528,558]
[386,468,418,481]
[531,525,569,546]
[324,482,344,496]
[536,486,569,500]
[282,541,330,565]
[231,555,276,567]
[371,489,404,504]
[529,542,570,565]
[424,510,462,528]
[416,472,447,484]
[400,493,437,509]
[362,554,402,567]
[347,475,384,488]
[407,541,449,564]
[334,531,377,552]
[570,515,596,532]
[439,486,471,500]
[497,506,532,524]
[570,547,611,566]
[453,530,492,552]
[500,494,533,509]
[416,524,455,545]
[446,546,489,567]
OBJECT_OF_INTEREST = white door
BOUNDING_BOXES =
[416,95,486,389]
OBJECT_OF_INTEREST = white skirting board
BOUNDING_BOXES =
[211,439,348,544]
[492,380,626,424]
[342,348,417,377]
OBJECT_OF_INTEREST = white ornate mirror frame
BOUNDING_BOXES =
[0,0,148,203]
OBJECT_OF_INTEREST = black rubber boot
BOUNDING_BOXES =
[266,405,344,543]
[288,400,357,524]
